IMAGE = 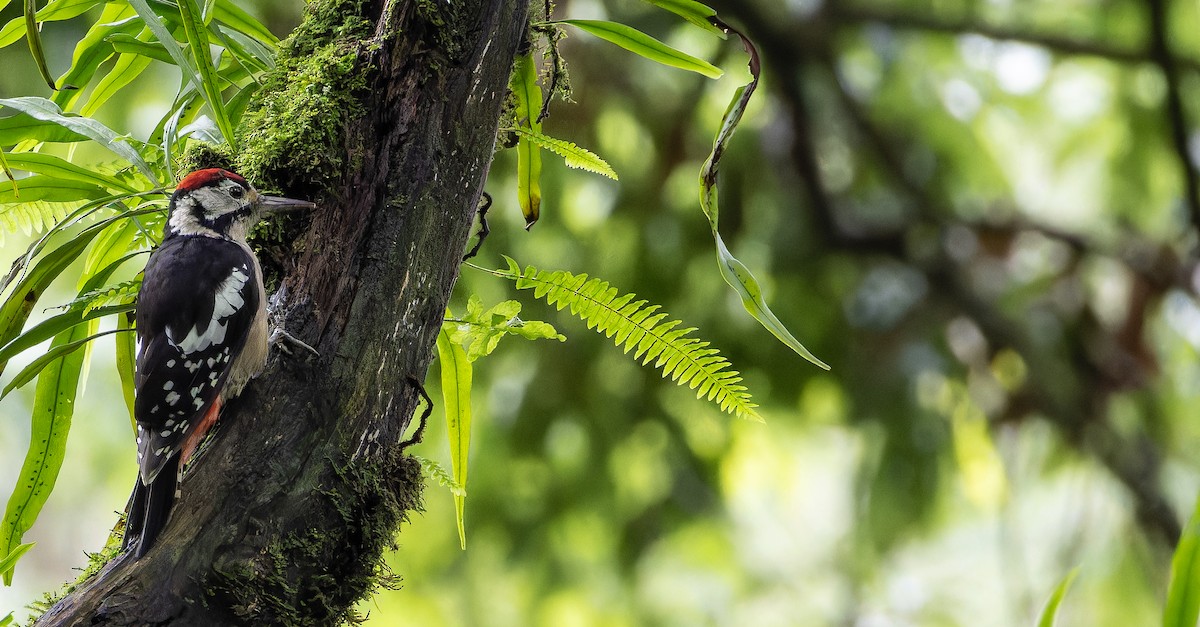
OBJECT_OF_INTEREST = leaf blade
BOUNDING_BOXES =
[1036,567,1079,627]
[557,19,722,79]
[437,322,473,550]
[1165,497,1200,627]
[0,97,159,184]
[639,0,726,38]
[510,53,543,227]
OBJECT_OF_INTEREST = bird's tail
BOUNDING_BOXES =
[123,454,180,559]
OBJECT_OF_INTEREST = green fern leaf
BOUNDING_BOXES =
[59,278,141,314]
[412,455,465,497]
[490,256,760,421]
[507,127,618,180]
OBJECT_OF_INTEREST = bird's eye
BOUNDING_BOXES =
[229,187,245,199]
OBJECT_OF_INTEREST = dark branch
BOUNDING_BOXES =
[1147,0,1200,242]
[830,3,1200,73]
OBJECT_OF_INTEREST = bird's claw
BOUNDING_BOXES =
[269,328,319,358]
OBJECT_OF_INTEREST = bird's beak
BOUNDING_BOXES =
[256,194,317,214]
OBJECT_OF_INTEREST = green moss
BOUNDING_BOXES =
[205,452,423,626]
[24,528,125,625]
[234,0,374,198]
[175,143,236,178]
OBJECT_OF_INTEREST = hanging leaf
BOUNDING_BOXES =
[25,0,70,90]
[694,22,826,369]
[114,310,136,433]
[639,0,726,38]
[510,53,543,228]
[0,328,124,583]
[1165,497,1200,627]
[506,127,618,180]
[716,235,827,369]
[437,323,472,550]
[556,19,722,79]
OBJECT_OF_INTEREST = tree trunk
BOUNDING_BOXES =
[36,0,528,624]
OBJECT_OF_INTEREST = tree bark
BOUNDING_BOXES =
[37,0,527,624]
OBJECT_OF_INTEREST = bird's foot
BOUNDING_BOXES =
[269,327,319,359]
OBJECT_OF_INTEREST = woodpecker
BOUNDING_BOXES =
[123,168,314,558]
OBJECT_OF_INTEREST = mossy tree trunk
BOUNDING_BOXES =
[36,0,528,624]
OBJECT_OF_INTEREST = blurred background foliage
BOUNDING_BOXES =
[1,0,1199,624]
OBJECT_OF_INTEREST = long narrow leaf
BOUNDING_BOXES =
[176,0,235,148]
[0,210,121,361]
[0,151,14,197]
[0,0,101,49]
[0,304,132,375]
[557,19,722,79]
[105,33,172,64]
[694,23,826,369]
[1,153,139,193]
[212,23,274,73]
[437,323,472,550]
[114,310,136,432]
[1165,496,1200,627]
[640,0,726,38]
[510,53,542,228]
[127,0,231,148]
[0,112,89,144]
[50,3,140,111]
[82,31,156,117]
[0,327,115,583]
[0,97,158,184]
[0,328,126,398]
[716,235,827,369]
[25,0,64,90]
[0,542,33,585]
[213,0,277,45]
[1036,567,1079,627]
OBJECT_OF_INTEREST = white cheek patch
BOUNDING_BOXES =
[168,267,250,354]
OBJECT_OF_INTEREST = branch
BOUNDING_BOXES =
[830,3,1200,73]
[1146,0,1200,241]
[35,1,529,624]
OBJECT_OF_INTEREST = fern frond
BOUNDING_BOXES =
[507,127,618,180]
[488,257,760,421]
[412,455,465,496]
[0,200,77,243]
[60,279,141,314]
